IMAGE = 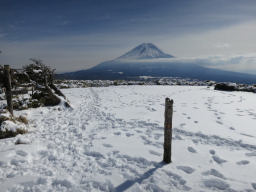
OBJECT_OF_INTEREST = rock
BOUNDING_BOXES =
[214,83,236,91]
[15,137,31,145]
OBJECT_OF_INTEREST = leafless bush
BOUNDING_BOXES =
[23,58,55,85]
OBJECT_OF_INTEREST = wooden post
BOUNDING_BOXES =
[4,65,13,116]
[163,98,173,163]
[32,86,34,96]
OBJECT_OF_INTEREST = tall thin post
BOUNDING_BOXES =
[163,98,173,163]
[4,65,13,116]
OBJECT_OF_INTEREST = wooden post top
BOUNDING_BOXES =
[165,97,174,105]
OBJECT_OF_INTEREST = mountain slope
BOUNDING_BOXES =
[58,43,256,84]
[117,43,174,60]
[59,60,256,83]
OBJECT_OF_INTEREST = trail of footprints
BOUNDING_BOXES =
[97,89,256,191]
[2,88,256,191]
[93,92,256,191]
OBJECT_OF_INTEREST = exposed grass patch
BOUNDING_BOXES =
[0,112,28,139]
[0,128,28,139]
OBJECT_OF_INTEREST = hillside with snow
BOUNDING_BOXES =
[59,43,256,84]
[0,86,256,191]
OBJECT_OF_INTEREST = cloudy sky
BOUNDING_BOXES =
[0,0,256,73]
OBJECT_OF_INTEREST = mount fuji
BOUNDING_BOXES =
[59,43,256,83]
[116,43,174,60]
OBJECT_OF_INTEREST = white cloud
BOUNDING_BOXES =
[201,54,256,74]
[155,21,256,74]
[167,54,256,74]
[214,43,230,49]
[159,21,256,57]
[1,21,256,74]
[124,53,256,75]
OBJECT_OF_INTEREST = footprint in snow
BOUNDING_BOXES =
[240,133,254,138]
[52,179,73,188]
[149,150,161,156]
[114,132,121,136]
[187,146,197,153]
[147,107,156,112]
[103,144,113,148]
[212,155,227,164]
[135,130,142,133]
[180,123,186,127]
[154,133,163,140]
[174,135,183,140]
[16,150,28,157]
[176,166,195,174]
[245,152,256,157]
[194,121,198,124]
[202,169,226,179]
[126,133,133,137]
[6,172,16,178]
[10,159,26,166]
[84,151,105,160]
[38,150,48,157]
[203,178,230,190]
[236,160,250,165]
[209,150,215,155]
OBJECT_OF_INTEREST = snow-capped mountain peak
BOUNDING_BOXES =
[116,43,174,60]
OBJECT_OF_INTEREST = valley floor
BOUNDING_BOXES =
[1,86,256,191]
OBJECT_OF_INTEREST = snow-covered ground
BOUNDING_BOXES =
[1,86,256,192]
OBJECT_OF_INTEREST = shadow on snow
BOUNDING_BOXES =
[115,161,166,192]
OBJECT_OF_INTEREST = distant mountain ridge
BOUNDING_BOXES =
[58,43,256,84]
[116,43,174,60]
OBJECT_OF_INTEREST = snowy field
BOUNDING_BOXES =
[1,86,256,192]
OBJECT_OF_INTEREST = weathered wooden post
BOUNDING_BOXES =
[4,65,13,116]
[163,98,173,163]
[32,86,34,96]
